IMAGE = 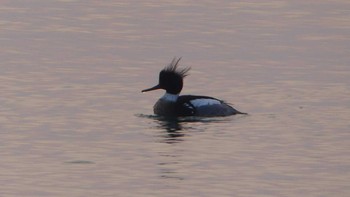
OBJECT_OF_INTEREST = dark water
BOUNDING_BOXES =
[0,1,349,196]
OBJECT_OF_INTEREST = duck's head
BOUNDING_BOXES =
[142,57,191,95]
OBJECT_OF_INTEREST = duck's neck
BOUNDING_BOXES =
[161,93,179,102]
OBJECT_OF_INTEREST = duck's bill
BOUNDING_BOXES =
[141,84,161,92]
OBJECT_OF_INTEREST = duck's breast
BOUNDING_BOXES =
[153,99,176,116]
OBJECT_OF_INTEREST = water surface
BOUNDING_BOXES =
[0,1,349,196]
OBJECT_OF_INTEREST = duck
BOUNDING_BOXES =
[142,57,245,117]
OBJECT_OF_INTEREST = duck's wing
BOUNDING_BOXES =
[176,95,242,116]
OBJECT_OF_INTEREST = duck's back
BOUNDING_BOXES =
[176,95,243,117]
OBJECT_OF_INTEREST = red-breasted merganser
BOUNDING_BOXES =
[142,58,245,117]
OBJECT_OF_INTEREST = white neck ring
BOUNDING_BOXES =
[161,93,179,102]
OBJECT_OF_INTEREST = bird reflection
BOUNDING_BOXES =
[154,117,186,180]
[155,117,185,144]
[138,114,219,181]
[138,113,228,144]
[137,113,237,181]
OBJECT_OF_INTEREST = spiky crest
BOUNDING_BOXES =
[162,57,191,78]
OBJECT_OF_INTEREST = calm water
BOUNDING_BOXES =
[1,1,350,196]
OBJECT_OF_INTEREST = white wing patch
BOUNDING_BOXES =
[190,99,221,107]
[184,103,194,109]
